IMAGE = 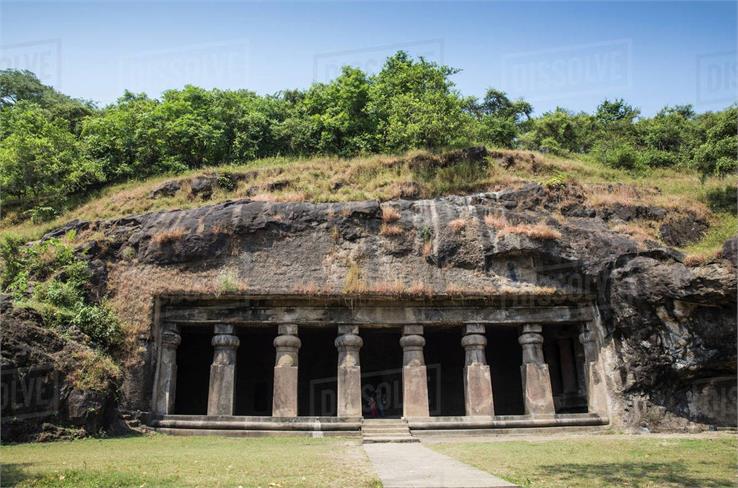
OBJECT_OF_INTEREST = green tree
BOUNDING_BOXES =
[692,106,738,178]
[0,101,102,211]
[468,89,532,147]
[0,69,95,133]
[367,52,472,151]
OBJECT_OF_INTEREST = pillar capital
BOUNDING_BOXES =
[578,323,599,362]
[461,333,487,349]
[278,323,298,336]
[274,334,301,351]
[161,329,182,348]
[212,333,240,349]
[463,324,486,335]
[335,332,363,351]
[519,324,545,364]
[399,334,425,350]
[403,325,424,336]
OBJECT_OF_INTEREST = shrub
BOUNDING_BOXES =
[71,304,123,351]
[0,234,123,353]
[594,140,641,171]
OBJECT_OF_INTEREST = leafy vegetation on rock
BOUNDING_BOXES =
[0,232,123,353]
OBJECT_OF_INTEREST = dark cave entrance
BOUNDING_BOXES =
[543,324,588,414]
[234,326,275,416]
[174,325,213,415]
[360,328,403,418]
[298,326,338,416]
[425,327,465,416]
[487,325,525,415]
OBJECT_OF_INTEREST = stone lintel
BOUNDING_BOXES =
[162,302,594,326]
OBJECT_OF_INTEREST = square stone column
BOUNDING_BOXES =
[207,324,240,416]
[579,324,609,416]
[400,325,429,418]
[272,324,301,417]
[462,324,494,417]
[154,325,181,415]
[519,324,555,416]
[335,325,363,417]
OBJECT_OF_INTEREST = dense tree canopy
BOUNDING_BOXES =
[0,55,735,221]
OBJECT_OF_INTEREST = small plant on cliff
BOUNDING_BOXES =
[0,233,123,353]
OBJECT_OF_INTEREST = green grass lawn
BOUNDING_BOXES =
[2,433,736,487]
[0,434,380,488]
[429,434,738,488]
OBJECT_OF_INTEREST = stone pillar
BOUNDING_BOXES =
[154,326,181,415]
[335,326,363,417]
[272,324,301,417]
[207,325,240,416]
[400,325,430,418]
[461,325,494,417]
[557,337,578,396]
[519,324,555,416]
[579,324,609,416]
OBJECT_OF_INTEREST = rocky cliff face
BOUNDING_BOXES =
[7,178,736,438]
[0,298,127,442]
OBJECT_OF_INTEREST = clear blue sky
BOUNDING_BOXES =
[1,1,735,115]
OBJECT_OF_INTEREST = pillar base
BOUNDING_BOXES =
[207,364,236,416]
[272,366,298,417]
[337,365,362,417]
[464,364,494,417]
[521,363,555,416]
[403,365,430,418]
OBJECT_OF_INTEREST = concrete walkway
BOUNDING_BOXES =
[363,442,517,488]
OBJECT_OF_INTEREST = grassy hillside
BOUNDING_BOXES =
[1,147,735,259]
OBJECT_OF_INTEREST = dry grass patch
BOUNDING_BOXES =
[484,214,508,230]
[448,218,467,233]
[684,254,709,266]
[611,222,659,246]
[381,206,401,222]
[379,223,403,236]
[408,281,433,297]
[498,223,561,241]
[422,240,433,257]
[150,227,186,245]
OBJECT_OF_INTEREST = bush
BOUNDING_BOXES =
[0,234,123,353]
[72,305,123,351]
[594,141,641,171]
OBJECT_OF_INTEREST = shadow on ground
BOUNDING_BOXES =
[536,461,730,487]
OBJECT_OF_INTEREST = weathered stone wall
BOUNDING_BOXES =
[38,186,738,432]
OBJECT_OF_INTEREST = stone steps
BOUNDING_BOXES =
[362,418,419,444]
